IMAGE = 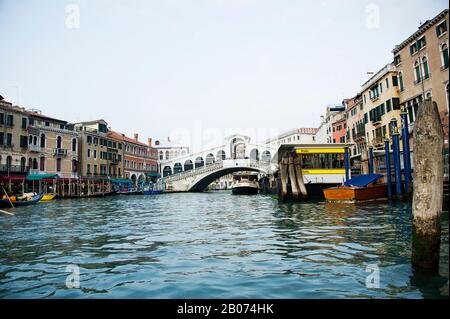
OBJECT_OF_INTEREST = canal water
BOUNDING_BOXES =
[0,192,448,299]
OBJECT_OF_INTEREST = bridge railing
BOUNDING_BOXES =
[164,161,225,182]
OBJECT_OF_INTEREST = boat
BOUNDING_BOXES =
[40,194,56,202]
[142,182,162,195]
[117,187,142,195]
[323,174,387,203]
[0,193,44,207]
[231,172,260,195]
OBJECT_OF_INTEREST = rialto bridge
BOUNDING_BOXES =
[158,134,278,192]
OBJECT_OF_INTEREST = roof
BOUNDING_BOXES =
[393,9,448,54]
[27,111,67,124]
[107,130,148,147]
[71,119,107,125]
[265,128,319,143]
[361,63,396,91]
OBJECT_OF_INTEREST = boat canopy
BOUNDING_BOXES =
[145,172,160,178]
[26,174,59,181]
[344,174,383,187]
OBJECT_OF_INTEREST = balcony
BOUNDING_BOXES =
[28,144,42,152]
[352,131,366,141]
[53,148,68,156]
[0,164,29,175]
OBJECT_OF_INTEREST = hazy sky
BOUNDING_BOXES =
[0,0,448,150]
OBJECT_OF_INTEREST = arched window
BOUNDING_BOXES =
[426,91,432,101]
[422,57,429,79]
[28,135,33,145]
[56,158,62,172]
[159,151,164,160]
[173,163,183,174]
[72,138,77,152]
[28,157,32,170]
[250,149,259,161]
[40,133,46,148]
[195,157,204,168]
[414,61,421,83]
[165,151,170,160]
[33,158,38,170]
[442,43,449,69]
[56,136,62,149]
[162,166,172,177]
[39,157,45,171]
[6,156,12,170]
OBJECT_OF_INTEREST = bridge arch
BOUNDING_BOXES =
[163,166,172,177]
[205,153,215,165]
[217,150,226,161]
[250,148,259,161]
[189,167,264,192]
[184,159,193,171]
[261,150,271,162]
[195,156,204,168]
[173,162,183,174]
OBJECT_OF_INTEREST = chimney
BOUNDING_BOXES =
[167,136,171,143]
[134,133,138,141]
[148,138,152,147]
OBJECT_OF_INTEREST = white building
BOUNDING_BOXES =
[265,128,318,149]
[154,137,190,161]
[313,106,345,144]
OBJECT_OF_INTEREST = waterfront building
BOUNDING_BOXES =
[331,110,347,144]
[0,99,29,177]
[392,9,449,150]
[26,110,78,178]
[72,120,122,179]
[154,137,190,161]
[108,131,159,184]
[344,94,366,158]
[360,63,401,151]
[315,106,346,144]
[265,128,317,149]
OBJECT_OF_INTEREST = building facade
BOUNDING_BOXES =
[155,137,190,162]
[392,9,449,150]
[108,132,159,184]
[0,99,29,177]
[331,111,347,144]
[73,120,123,179]
[344,94,366,158]
[361,63,401,151]
[265,128,317,149]
[26,111,78,178]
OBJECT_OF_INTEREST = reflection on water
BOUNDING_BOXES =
[0,192,448,298]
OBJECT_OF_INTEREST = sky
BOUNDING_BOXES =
[0,0,448,151]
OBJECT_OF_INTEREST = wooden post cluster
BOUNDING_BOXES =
[279,151,307,201]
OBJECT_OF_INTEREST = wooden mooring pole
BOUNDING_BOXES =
[412,100,444,273]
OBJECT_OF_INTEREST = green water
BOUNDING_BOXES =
[0,192,448,298]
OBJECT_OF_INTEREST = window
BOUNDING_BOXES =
[20,135,28,148]
[410,43,417,55]
[398,72,404,91]
[22,117,27,129]
[392,98,400,110]
[386,99,392,112]
[56,136,62,149]
[442,43,449,69]
[45,121,50,127]
[87,164,91,174]
[72,138,77,152]
[417,36,426,50]
[60,124,65,129]
[392,75,398,86]
[414,61,421,83]
[87,135,92,144]
[56,158,62,172]
[6,133,12,146]
[0,132,3,145]
[0,113,4,125]
[40,134,46,148]
[93,150,97,159]
[436,20,447,37]
[6,114,13,126]
[385,78,389,88]
[87,149,91,158]
[394,54,401,65]
[422,57,430,79]
[379,83,383,93]
[39,157,45,171]
[98,123,107,133]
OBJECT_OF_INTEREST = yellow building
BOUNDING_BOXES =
[361,63,401,151]
[0,99,29,176]
[392,9,449,150]
[73,120,123,179]
[26,111,79,178]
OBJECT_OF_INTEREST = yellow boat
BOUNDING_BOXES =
[40,194,56,202]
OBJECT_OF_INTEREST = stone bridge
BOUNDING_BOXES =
[158,134,277,192]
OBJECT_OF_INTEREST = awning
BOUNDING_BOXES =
[145,172,161,177]
[344,174,383,187]
[26,174,59,181]
[110,178,133,184]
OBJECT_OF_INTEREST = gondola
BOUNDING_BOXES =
[0,193,44,208]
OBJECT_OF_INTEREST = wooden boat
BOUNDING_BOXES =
[0,193,44,207]
[323,174,387,203]
[40,194,56,202]
[231,172,260,195]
